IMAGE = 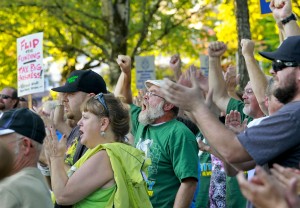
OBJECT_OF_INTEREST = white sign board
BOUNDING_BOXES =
[200,55,209,77]
[135,56,155,89]
[17,32,44,97]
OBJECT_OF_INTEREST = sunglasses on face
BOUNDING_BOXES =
[19,97,27,102]
[94,93,109,116]
[0,94,12,99]
[272,60,299,73]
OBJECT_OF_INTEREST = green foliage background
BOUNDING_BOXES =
[0,0,299,95]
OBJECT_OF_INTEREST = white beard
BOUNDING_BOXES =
[138,101,165,125]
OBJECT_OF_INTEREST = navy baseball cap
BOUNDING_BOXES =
[259,36,300,62]
[51,70,107,94]
[0,108,46,144]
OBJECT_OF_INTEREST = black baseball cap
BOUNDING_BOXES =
[51,70,107,94]
[259,36,300,62]
[0,108,46,144]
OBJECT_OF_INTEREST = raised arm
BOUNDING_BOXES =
[169,54,182,81]
[271,0,300,38]
[208,41,231,113]
[115,55,133,104]
[241,39,268,115]
[161,70,253,164]
[51,93,72,136]
[224,65,241,101]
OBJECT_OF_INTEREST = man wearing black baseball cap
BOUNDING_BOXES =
[0,108,52,207]
[51,69,107,163]
[51,70,107,208]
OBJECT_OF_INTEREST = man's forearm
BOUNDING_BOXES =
[243,54,268,115]
[173,178,197,208]
[191,103,252,163]
[116,71,133,104]
[209,57,229,113]
[283,20,300,37]
[50,157,70,205]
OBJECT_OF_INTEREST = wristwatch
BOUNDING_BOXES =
[281,13,297,25]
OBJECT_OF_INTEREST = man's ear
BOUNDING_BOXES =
[84,93,95,102]
[21,137,32,155]
[163,102,175,112]
[264,96,269,110]
[88,93,96,97]
[296,67,300,81]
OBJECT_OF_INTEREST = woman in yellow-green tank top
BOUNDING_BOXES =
[45,93,152,208]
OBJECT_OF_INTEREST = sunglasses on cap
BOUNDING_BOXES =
[94,93,109,116]
[0,94,12,99]
[272,60,299,72]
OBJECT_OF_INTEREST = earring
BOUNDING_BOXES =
[100,131,105,137]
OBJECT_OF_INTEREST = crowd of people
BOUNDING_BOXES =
[0,0,300,207]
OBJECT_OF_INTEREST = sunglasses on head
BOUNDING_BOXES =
[272,60,299,72]
[0,94,12,99]
[94,93,109,116]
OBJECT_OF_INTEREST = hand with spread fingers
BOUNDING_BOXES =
[44,126,67,159]
[237,166,290,208]
[225,110,248,134]
[161,67,206,113]
[271,164,300,195]
[178,65,208,92]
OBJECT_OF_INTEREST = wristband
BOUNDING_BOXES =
[281,13,297,25]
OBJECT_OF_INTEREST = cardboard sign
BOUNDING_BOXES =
[17,32,44,97]
[135,56,155,89]
[259,0,272,14]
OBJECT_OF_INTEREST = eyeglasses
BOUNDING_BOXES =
[145,91,165,100]
[19,97,27,102]
[272,60,299,72]
[243,88,254,96]
[0,94,12,99]
[94,93,109,115]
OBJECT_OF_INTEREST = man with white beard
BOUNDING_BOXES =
[116,55,199,208]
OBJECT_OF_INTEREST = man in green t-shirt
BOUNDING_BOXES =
[206,41,265,208]
[116,55,199,208]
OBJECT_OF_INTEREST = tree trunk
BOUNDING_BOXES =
[235,0,251,90]
[102,0,129,86]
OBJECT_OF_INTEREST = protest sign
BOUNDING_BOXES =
[17,32,44,97]
[135,56,155,89]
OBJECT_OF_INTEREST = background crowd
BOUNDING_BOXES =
[0,0,300,207]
